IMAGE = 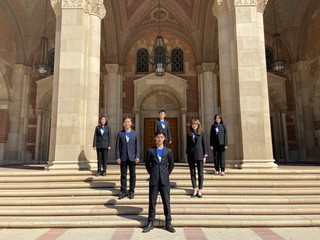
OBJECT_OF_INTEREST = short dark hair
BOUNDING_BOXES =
[154,130,166,137]
[122,116,132,122]
[159,109,166,114]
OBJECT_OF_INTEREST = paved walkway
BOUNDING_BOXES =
[1,227,320,240]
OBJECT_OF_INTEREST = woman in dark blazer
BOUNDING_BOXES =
[93,116,111,176]
[210,113,228,176]
[186,119,207,198]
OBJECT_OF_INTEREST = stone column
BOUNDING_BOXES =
[34,110,43,163]
[213,0,276,168]
[5,64,31,163]
[291,61,315,160]
[181,109,187,162]
[281,111,289,160]
[48,0,106,170]
[201,63,218,161]
[105,64,122,162]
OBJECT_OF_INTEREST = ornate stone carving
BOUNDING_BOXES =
[50,0,62,16]
[105,64,119,73]
[51,0,106,19]
[84,0,106,19]
[202,63,216,72]
[235,0,257,6]
[62,0,83,8]
[14,64,26,74]
[257,0,268,12]
[212,0,228,17]
[141,93,179,110]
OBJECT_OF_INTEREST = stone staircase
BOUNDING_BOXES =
[0,165,320,228]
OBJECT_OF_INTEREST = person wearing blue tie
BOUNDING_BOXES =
[143,130,175,233]
[186,119,207,197]
[154,109,172,146]
[210,114,228,176]
[93,116,111,176]
[115,116,141,199]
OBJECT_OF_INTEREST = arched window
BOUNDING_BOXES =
[136,48,149,73]
[265,45,274,72]
[171,47,184,73]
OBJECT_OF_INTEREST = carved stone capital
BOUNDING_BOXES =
[105,64,119,74]
[51,0,62,16]
[202,63,216,72]
[257,0,268,13]
[83,0,106,19]
[235,0,257,7]
[51,0,106,19]
[212,0,229,17]
[14,64,26,74]
[14,64,31,75]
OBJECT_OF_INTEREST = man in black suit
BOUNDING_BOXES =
[115,116,140,199]
[154,109,172,146]
[143,130,175,233]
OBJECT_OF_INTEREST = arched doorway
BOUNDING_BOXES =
[140,91,180,161]
[133,73,188,162]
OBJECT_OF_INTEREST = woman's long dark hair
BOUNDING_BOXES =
[214,113,224,125]
[188,118,203,136]
[98,115,108,128]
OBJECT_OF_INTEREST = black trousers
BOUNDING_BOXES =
[148,182,172,222]
[120,159,136,194]
[96,148,108,172]
[213,145,226,172]
[188,158,204,189]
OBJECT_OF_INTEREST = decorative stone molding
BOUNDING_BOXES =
[201,63,216,72]
[51,0,106,18]
[14,64,26,74]
[212,0,228,17]
[50,0,62,16]
[257,0,268,13]
[105,64,119,74]
[83,0,106,19]
[235,0,257,6]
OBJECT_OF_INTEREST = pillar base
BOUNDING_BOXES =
[240,159,278,169]
[46,160,94,171]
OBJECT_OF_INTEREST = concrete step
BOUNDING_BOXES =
[0,215,319,228]
[1,204,320,216]
[1,187,320,197]
[1,166,320,177]
[1,195,320,206]
[1,174,320,183]
[1,180,320,190]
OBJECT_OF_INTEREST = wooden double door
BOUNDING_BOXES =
[144,118,178,161]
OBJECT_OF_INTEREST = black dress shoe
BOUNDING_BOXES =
[95,171,101,176]
[128,192,134,199]
[165,223,176,233]
[118,192,127,199]
[142,221,154,233]
[102,171,106,176]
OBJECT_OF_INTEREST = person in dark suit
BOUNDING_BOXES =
[143,130,175,233]
[186,119,207,198]
[115,116,140,199]
[154,109,172,146]
[210,113,228,176]
[93,116,111,176]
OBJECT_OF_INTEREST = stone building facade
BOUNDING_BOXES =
[0,0,319,169]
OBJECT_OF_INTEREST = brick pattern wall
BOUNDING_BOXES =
[0,109,10,143]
